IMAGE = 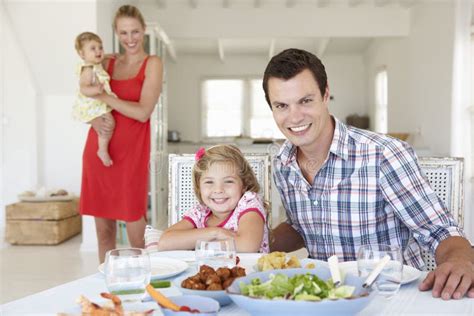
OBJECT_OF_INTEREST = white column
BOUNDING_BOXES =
[451,0,473,240]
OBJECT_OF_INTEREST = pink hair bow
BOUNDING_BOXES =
[195,147,206,161]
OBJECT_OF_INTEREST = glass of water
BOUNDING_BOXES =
[357,244,403,298]
[195,238,237,270]
[104,248,151,302]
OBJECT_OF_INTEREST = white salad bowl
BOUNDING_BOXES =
[226,267,375,316]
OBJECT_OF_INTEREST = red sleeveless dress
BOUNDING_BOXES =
[80,56,150,222]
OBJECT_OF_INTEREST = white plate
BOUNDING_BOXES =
[18,194,74,202]
[338,261,422,285]
[98,256,189,280]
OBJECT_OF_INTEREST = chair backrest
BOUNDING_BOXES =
[418,157,464,270]
[168,153,271,226]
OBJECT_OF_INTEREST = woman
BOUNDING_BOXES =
[79,4,163,263]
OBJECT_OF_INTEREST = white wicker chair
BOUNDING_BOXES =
[418,157,464,271]
[168,153,271,227]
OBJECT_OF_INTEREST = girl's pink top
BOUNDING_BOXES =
[182,191,269,253]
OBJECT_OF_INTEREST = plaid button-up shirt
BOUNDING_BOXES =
[273,117,464,269]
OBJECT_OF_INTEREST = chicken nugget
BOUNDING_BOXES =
[205,273,221,286]
[216,267,232,281]
[222,277,235,289]
[206,282,224,291]
[199,265,217,282]
[231,266,246,278]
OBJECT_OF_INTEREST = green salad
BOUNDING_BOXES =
[240,273,355,301]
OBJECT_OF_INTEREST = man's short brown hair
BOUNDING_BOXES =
[262,48,328,108]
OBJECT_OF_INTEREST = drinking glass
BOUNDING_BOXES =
[195,238,237,270]
[104,248,151,301]
[357,244,403,298]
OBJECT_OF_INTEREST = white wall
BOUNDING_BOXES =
[1,3,38,229]
[166,53,366,142]
[364,1,474,240]
[324,55,367,121]
[364,2,455,156]
[0,0,115,246]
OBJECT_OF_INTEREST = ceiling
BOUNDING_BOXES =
[139,0,419,61]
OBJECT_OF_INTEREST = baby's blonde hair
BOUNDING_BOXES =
[74,32,102,54]
[192,145,260,205]
[113,4,146,30]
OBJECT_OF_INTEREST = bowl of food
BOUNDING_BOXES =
[175,265,246,306]
[226,267,374,316]
[255,251,325,272]
[160,295,219,316]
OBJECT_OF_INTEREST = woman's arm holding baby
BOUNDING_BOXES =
[158,220,236,251]
[95,56,163,122]
[234,212,265,253]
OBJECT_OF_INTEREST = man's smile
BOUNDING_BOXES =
[288,123,311,133]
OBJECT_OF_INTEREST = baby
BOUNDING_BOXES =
[73,32,115,167]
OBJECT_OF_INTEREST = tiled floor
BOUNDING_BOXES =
[0,234,98,304]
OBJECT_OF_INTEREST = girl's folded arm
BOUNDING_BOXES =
[158,219,221,251]
[234,212,265,253]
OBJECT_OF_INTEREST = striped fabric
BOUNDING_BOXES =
[273,117,464,269]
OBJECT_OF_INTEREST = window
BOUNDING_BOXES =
[202,78,284,139]
[374,68,388,134]
[203,80,243,137]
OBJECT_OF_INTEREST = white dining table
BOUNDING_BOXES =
[1,251,473,315]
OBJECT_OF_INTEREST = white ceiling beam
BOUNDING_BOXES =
[166,44,178,63]
[316,38,330,57]
[156,0,166,9]
[286,0,296,8]
[217,39,225,62]
[348,0,363,7]
[374,0,392,7]
[269,39,276,60]
[154,25,177,62]
[398,0,416,8]
[151,8,410,38]
[189,0,198,9]
[316,0,330,8]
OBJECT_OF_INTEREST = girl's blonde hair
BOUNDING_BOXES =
[192,145,260,205]
[75,32,102,54]
[113,4,146,30]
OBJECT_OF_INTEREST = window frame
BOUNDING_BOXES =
[201,75,281,141]
[374,66,388,134]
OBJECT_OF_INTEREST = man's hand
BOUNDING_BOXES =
[90,115,114,138]
[270,222,305,252]
[418,237,474,299]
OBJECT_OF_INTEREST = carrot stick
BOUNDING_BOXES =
[145,284,180,311]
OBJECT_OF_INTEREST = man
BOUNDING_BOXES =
[265,48,474,300]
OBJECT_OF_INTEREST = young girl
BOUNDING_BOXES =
[74,32,115,167]
[147,145,269,253]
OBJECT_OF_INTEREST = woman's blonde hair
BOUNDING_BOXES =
[192,145,260,205]
[113,4,146,30]
[74,32,102,54]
